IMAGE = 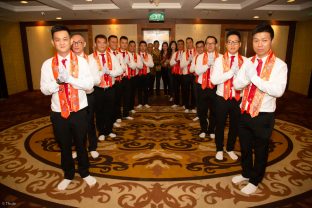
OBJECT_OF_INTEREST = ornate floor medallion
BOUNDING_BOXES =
[1,106,311,207]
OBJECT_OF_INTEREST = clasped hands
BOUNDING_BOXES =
[98,64,111,77]
[57,65,71,84]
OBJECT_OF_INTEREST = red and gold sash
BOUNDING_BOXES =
[222,52,243,100]
[241,50,276,117]
[201,51,218,90]
[172,51,183,75]
[83,53,89,63]
[108,48,122,81]
[52,51,79,118]
[139,52,148,76]
[194,54,200,83]
[118,48,132,79]
[131,53,138,77]
[186,48,196,74]
[93,51,113,88]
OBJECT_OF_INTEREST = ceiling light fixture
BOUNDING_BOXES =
[287,0,295,3]
[221,0,228,2]
[149,0,160,6]
[253,15,260,19]
[56,17,62,20]
[20,1,28,4]
[86,0,93,2]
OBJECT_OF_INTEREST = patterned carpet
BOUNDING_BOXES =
[1,105,312,208]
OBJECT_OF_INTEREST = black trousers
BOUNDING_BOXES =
[172,74,182,105]
[197,83,217,134]
[130,76,138,110]
[161,67,169,95]
[50,108,90,179]
[215,95,241,152]
[149,73,155,95]
[122,77,132,117]
[113,80,123,121]
[168,68,174,97]
[137,74,149,105]
[86,92,97,151]
[181,74,196,110]
[94,86,115,136]
[155,70,162,95]
[193,79,199,117]
[239,112,275,186]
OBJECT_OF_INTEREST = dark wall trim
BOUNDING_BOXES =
[19,22,33,91]
[285,22,296,90]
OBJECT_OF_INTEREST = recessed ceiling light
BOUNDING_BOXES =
[20,1,28,4]
[287,0,295,3]
[56,17,62,20]
[253,16,260,19]
[221,0,228,2]
[86,0,93,2]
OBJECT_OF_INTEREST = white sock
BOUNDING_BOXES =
[241,183,258,195]
[57,179,72,191]
[83,175,97,187]
[232,175,249,184]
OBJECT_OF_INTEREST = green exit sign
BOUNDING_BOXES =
[148,12,165,22]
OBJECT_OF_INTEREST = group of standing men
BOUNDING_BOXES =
[40,22,287,195]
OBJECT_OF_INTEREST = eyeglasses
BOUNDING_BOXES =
[206,42,216,46]
[227,41,240,45]
[72,41,83,46]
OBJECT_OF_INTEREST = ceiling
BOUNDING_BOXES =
[0,0,311,22]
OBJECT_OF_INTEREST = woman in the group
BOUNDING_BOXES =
[160,42,170,96]
[168,41,177,101]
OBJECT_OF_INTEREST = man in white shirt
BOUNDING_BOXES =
[71,33,99,159]
[232,23,288,195]
[169,39,185,108]
[40,25,96,191]
[128,40,143,113]
[88,34,123,141]
[137,41,154,108]
[194,36,220,139]
[211,30,247,161]
[180,37,196,113]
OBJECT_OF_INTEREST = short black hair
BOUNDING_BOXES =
[226,30,241,41]
[129,40,136,45]
[252,22,274,40]
[186,37,193,42]
[51,25,70,39]
[177,39,184,44]
[205,36,218,44]
[95,34,107,42]
[108,35,118,41]
[196,40,205,46]
[120,36,128,41]
[139,40,147,46]
[153,40,159,44]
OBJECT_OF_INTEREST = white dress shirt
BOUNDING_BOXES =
[129,52,143,75]
[140,52,154,73]
[40,53,93,112]
[211,53,247,97]
[233,54,288,112]
[180,48,196,75]
[88,51,123,87]
[170,50,183,68]
[194,51,221,84]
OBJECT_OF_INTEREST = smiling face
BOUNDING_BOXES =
[226,34,241,55]
[186,39,193,50]
[109,37,118,51]
[95,37,107,53]
[71,34,86,55]
[128,42,136,53]
[120,38,128,50]
[205,37,217,53]
[51,30,71,56]
[253,31,272,58]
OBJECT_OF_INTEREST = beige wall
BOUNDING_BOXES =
[289,20,312,95]
[175,24,221,49]
[0,21,27,94]
[92,24,137,47]
[272,25,289,61]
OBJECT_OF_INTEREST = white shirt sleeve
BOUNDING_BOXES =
[136,53,143,69]
[233,59,252,90]
[67,57,93,91]
[210,55,234,85]
[88,55,101,86]
[116,53,127,72]
[170,52,177,66]
[128,53,137,70]
[195,54,209,76]
[40,59,59,95]
[189,57,196,73]
[110,53,124,77]
[180,51,190,69]
[144,54,154,68]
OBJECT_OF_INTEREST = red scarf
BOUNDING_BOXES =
[93,51,113,88]
[201,51,218,90]
[139,52,148,76]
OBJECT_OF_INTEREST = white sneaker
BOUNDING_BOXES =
[116,118,122,123]
[232,175,249,184]
[226,151,238,160]
[144,104,151,108]
[136,104,142,109]
[215,151,223,160]
[83,175,97,187]
[90,151,99,159]
[199,132,206,138]
[182,105,185,109]
[57,179,72,191]
[98,135,105,141]
[131,110,136,114]
[171,104,177,108]
[114,122,121,128]
[169,97,173,102]
[209,134,215,139]
[125,116,134,120]
[192,116,199,121]
[241,183,258,195]
[184,109,189,113]
[72,151,77,159]
[109,133,116,138]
